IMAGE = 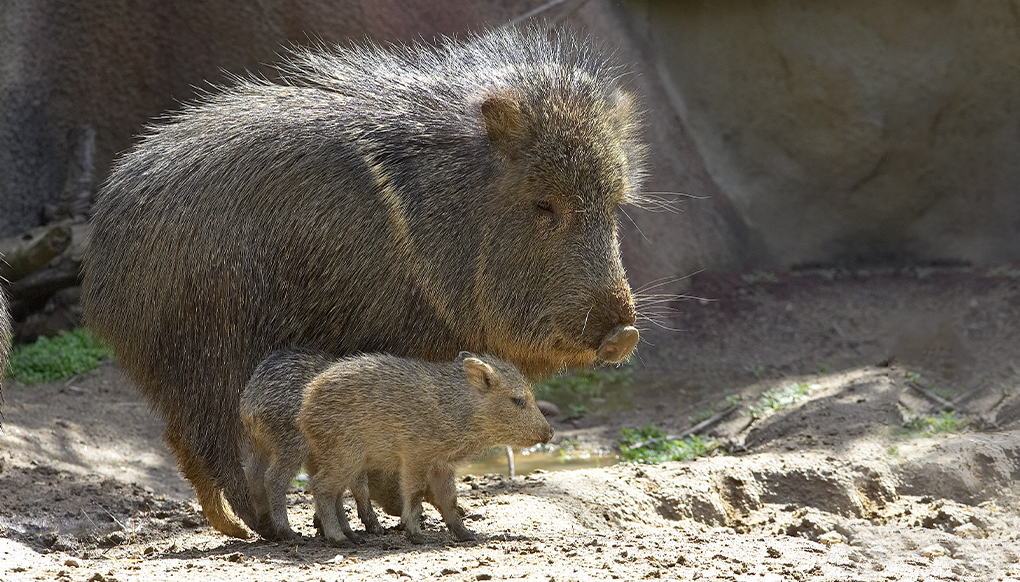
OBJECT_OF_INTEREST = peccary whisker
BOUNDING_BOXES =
[580,306,592,338]
[619,207,650,243]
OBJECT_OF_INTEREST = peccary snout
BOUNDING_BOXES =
[538,424,555,444]
[596,324,640,363]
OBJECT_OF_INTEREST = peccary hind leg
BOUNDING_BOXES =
[351,472,384,535]
[243,452,274,534]
[311,466,364,545]
[166,432,251,539]
[430,464,476,542]
[399,465,429,544]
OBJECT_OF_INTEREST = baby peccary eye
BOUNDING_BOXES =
[511,397,527,408]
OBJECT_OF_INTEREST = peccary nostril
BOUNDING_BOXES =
[596,325,639,363]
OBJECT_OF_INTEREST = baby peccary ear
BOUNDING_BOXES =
[480,94,530,156]
[456,351,476,362]
[463,357,495,392]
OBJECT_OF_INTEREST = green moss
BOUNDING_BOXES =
[748,383,820,419]
[6,328,113,384]
[534,364,632,419]
[619,424,716,464]
[902,411,968,437]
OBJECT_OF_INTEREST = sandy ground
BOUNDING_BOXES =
[2,267,1019,581]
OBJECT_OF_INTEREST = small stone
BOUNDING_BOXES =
[922,545,947,559]
[64,559,80,567]
[818,531,845,546]
[953,523,984,539]
[440,568,458,576]
[476,574,493,581]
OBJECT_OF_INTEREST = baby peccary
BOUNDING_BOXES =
[240,349,333,539]
[241,349,454,539]
[300,352,553,545]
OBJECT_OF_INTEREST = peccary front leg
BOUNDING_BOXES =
[399,465,429,544]
[429,463,475,542]
[351,472,384,535]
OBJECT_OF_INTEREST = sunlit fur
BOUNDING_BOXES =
[300,352,552,544]
[81,25,645,537]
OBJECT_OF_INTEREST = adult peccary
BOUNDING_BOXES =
[81,25,645,538]
[301,352,553,544]
[241,348,453,540]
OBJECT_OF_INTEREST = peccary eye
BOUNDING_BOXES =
[535,200,555,219]
[511,397,527,408]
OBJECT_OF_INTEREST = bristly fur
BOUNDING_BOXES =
[81,24,645,538]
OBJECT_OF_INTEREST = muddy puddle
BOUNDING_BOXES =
[458,444,620,477]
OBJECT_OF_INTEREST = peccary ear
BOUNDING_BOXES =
[480,94,530,156]
[463,357,495,392]
[456,351,476,362]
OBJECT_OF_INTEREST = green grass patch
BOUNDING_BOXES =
[902,411,968,437]
[749,383,820,419]
[6,328,113,384]
[618,424,716,464]
[534,364,632,419]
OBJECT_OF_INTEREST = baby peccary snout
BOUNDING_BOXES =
[299,352,552,545]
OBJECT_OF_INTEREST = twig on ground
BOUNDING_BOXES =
[908,381,957,412]
[628,405,738,449]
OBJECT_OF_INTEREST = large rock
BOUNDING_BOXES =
[626,0,1020,267]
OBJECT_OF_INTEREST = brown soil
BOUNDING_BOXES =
[2,267,1019,581]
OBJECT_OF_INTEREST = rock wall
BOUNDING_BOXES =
[13,2,1013,283]
[0,0,748,294]
[625,0,1020,267]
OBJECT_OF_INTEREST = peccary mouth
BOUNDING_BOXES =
[595,325,639,363]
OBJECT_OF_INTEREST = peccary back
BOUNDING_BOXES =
[81,25,644,537]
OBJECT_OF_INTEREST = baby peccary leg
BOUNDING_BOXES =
[399,465,429,544]
[351,472,384,535]
[243,453,271,529]
[312,470,364,545]
[430,464,475,542]
[263,458,301,539]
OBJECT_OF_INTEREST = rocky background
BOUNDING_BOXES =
[2,0,1020,338]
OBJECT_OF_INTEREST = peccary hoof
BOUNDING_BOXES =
[536,400,560,418]
[596,325,639,363]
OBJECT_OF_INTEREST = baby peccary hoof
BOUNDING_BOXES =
[449,525,477,542]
